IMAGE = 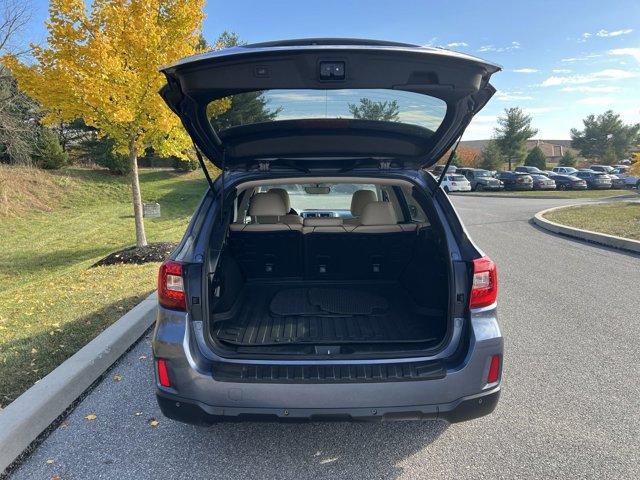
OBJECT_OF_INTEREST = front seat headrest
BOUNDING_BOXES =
[359,202,397,226]
[350,189,377,216]
[249,192,287,217]
[268,188,291,212]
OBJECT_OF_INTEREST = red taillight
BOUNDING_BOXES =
[470,256,498,308]
[157,359,171,388]
[158,260,186,311]
[487,355,501,383]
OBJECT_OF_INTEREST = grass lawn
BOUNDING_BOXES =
[544,202,640,241]
[0,166,206,407]
[459,189,637,199]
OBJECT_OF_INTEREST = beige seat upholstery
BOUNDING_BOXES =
[344,189,377,226]
[267,188,302,225]
[302,217,348,234]
[230,192,302,231]
[351,202,404,233]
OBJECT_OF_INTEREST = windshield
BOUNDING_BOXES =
[209,89,447,133]
[451,175,466,181]
[475,170,490,177]
[258,183,378,211]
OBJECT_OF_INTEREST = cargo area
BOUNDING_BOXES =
[205,180,453,357]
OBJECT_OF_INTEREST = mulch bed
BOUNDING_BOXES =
[93,242,178,267]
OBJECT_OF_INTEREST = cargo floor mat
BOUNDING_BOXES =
[213,282,443,346]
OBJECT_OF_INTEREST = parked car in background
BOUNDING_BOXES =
[574,170,612,189]
[607,174,626,189]
[441,174,471,192]
[548,174,587,190]
[515,166,543,174]
[495,171,534,190]
[619,171,640,188]
[432,164,457,176]
[612,166,629,174]
[590,165,615,174]
[552,167,578,175]
[456,168,503,191]
[530,174,556,190]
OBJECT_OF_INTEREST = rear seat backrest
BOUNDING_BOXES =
[228,192,303,277]
[302,217,347,234]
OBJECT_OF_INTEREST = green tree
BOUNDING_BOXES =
[570,110,640,163]
[348,98,400,121]
[524,146,547,170]
[33,127,69,169]
[210,91,282,130]
[494,107,538,169]
[559,150,577,167]
[478,140,504,171]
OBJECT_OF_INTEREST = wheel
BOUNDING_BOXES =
[444,186,450,193]
[476,184,484,192]
[636,180,640,189]
[558,183,567,191]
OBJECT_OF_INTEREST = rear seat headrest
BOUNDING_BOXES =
[359,202,397,226]
[303,217,343,227]
[350,190,377,216]
[268,188,291,212]
[249,192,287,217]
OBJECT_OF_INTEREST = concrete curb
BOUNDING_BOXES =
[533,205,640,254]
[0,292,157,472]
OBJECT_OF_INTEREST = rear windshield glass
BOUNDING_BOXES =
[450,175,466,181]
[257,183,378,211]
[209,89,447,132]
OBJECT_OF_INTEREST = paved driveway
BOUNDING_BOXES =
[11,196,640,480]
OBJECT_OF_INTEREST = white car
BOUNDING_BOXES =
[441,174,471,192]
[552,166,578,175]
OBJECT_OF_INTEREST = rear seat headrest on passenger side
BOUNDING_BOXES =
[350,190,377,216]
[268,188,291,212]
[249,192,287,217]
[359,202,397,226]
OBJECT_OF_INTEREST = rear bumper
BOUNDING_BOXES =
[156,387,500,424]
[152,304,503,424]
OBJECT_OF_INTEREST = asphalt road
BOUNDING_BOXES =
[11,196,640,480]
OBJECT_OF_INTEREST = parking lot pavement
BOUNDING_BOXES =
[10,196,640,480]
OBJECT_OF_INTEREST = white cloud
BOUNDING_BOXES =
[446,42,468,48]
[478,41,521,53]
[552,68,572,73]
[609,47,640,64]
[596,28,633,37]
[541,69,639,86]
[561,85,621,93]
[576,96,616,105]
[561,53,602,63]
[495,91,534,101]
[513,68,538,73]
[422,37,438,47]
[522,107,555,115]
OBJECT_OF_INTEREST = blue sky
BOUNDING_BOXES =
[22,0,640,139]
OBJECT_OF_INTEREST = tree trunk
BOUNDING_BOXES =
[129,139,147,247]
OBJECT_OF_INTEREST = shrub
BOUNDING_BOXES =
[524,146,546,170]
[33,128,69,169]
[174,155,199,172]
[559,150,577,167]
[100,150,130,175]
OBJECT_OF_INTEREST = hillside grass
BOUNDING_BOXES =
[0,166,207,406]
[544,202,640,241]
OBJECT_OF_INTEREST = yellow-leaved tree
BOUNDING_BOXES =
[4,0,229,247]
